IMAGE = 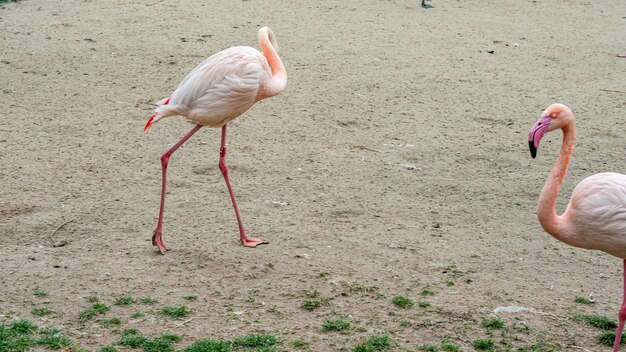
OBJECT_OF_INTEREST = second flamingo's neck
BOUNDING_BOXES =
[537,122,575,240]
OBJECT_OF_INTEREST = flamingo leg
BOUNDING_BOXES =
[152,123,203,254]
[613,259,626,352]
[218,125,267,247]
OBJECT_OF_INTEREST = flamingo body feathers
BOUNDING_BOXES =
[145,27,286,131]
[564,172,626,257]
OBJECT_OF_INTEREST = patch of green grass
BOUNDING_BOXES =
[292,338,308,349]
[6,338,38,352]
[144,338,175,352]
[31,306,54,316]
[131,311,144,318]
[140,296,157,305]
[121,328,140,336]
[117,328,148,348]
[574,296,595,304]
[349,283,380,296]
[420,288,435,296]
[33,288,47,297]
[482,317,505,330]
[319,271,329,278]
[98,346,120,352]
[418,343,439,351]
[232,334,279,348]
[0,320,37,351]
[572,314,616,330]
[183,295,198,301]
[0,321,76,351]
[93,303,110,314]
[115,296,135,305]
[79,308,97,321]
[598,331,623,346]
[366,335,391,350]
[353,344,375,352]
[160,306,191,318]
[400,320,412,327]
[323,318,350,332]
[445,279,455,286]
[100,317,122,327]
[37,328,73,349]
[87,295,99,303]
[301,300,321,311]
[118,334,148,348]
[10,320,38,335]
[180,339,232,352]
[417,301,431,308]
[392,296,414,309]
[516,343,556,352]
[80,303,110,321]
[472,339,495,350]
[158,333,182,342]
[440,342,460,351]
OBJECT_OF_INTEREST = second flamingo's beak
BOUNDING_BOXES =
[528,115,552,159]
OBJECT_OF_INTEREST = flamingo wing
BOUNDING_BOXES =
[568,172,626,255]
[153,46,267,127]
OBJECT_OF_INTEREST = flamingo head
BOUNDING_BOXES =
[528,103,573,158]
[258,26,279,53]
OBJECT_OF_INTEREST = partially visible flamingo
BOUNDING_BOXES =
[529,103,626,351]
[145,26,287,254]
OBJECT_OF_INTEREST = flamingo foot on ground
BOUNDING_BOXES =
[152,230,169,254]
[241,236,268,247]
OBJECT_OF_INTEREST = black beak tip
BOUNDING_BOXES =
[529,140,537,159]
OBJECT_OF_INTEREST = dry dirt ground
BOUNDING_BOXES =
[1,0,625,351]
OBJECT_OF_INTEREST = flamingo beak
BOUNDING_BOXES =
[528,115,552,159]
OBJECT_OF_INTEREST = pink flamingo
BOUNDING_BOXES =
[145,27,287,254]
[529,103,626,351]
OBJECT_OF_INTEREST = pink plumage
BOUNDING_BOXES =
[145,27,287,254]
[566,173,626,256]
[529,103,626,351]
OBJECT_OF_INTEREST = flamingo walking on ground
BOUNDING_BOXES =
[145,27,287,254]
[529,103,626,351]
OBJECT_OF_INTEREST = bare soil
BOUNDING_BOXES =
[1,0,625,350]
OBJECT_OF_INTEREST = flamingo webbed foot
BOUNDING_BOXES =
[152,229,170,254]
[241,236,268,248]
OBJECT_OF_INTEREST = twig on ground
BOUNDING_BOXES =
[352,145,383,153]
[176,316,208,326]
[49,219,73,244]
[600,88,626,94]
[176,317,195,326]
[146,0,165,6]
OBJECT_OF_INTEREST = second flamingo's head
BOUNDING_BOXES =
[528,103,573,158]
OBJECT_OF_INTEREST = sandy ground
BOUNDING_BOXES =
[1,0,625,350]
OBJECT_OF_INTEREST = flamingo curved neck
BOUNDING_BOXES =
[537,122,575,241]
[257,28,287,99]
